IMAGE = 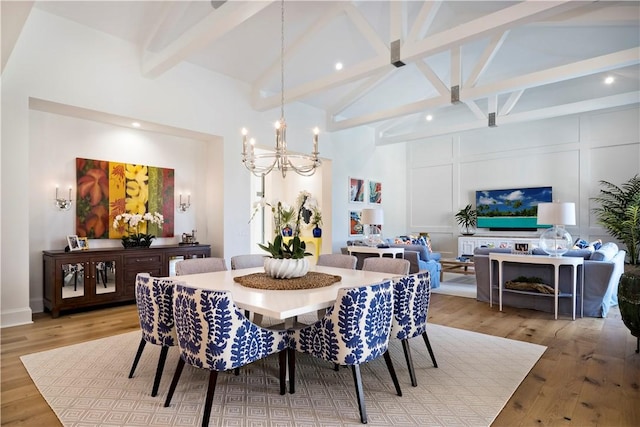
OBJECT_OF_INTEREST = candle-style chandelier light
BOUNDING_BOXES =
[241,0,320,178]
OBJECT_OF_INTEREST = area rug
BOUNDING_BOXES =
[21,320,546,426]
[433,273,477,299]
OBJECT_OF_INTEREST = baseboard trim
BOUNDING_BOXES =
[1,307,33,328]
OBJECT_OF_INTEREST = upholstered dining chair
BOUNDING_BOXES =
[128,273,180,397]
[391,271,438,387]
[230,254,266,270]
[362,257,410,275]
[288,281,402,424]
[175,257,227,275]
[164,284,290,427]
[316,253,357,269]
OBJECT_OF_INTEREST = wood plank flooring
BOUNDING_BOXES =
[2,294,639,426]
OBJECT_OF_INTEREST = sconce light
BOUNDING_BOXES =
[55,186,73,211]
[177,193,191,213]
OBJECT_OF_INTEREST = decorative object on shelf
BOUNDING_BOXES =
[455,204,477,236]
[259,235,311,279]
[311,207,322,237]
[592,175,640,352]
[240,0,319,178]
[537,202,575,257]
[176,193,190,213]
[55,185,73,211]
[66,235,80,251]
[251,190,320,239]
[361,208,384,247]
[180,229,197,245]
[113,212,164,248]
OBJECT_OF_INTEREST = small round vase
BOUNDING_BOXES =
[264,258,309,279]
[281,226,293,237]
[312,225,322,238]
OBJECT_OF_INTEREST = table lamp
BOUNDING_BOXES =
[361,208,384,247]
[536,202,576,257]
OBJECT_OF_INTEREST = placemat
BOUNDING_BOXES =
[234,271,341,290]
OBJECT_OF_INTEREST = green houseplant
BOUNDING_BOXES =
[592,174,640,352]
[259,235,311,279]
[455,204,478,236]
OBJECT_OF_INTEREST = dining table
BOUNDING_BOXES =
[170,265,394,327]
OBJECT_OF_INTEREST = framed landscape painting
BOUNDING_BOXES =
[368,180,382,204]
[349,177,365,203]
[349,210,363,236]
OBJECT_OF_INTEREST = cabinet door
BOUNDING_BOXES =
[60,261,88,300]
[91,258,120,298]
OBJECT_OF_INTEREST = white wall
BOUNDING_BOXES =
[407,106,640,255]
[1,9,328,326]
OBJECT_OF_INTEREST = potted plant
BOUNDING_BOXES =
[455,204,477,236]
[278,204,296,236]
[592,174,640,352]
[258,235,312,279]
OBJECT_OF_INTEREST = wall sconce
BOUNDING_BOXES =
[55,186,73,211]
[177,193,191,213]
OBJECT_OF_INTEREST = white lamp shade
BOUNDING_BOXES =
[536,202,576,226]
[361,208,384,225]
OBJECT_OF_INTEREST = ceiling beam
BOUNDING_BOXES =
[328,69,393,120]
[406,0,443,42]
[464,31,509,88]
[142,1,273,78]
[377,91,640,144]
[328,47,639,131]
[253,0,583,112]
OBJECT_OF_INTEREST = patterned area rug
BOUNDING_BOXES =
[21,318,545,426]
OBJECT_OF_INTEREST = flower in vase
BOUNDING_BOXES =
[113,211,164,247]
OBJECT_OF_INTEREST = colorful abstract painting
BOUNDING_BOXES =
[76,158,174,239]
[349,177,365,203]
[368,180,382,204]
[349,210,363,236]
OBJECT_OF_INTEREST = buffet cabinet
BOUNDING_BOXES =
[43,244,210,317]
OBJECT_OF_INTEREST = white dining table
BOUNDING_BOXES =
[170,265,394,325]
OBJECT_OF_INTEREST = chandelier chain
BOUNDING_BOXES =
[280,0,285,121]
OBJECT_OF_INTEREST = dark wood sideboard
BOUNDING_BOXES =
[43,244,211,317]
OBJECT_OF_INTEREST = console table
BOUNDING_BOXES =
[43,244,210,317]
[347,246,404,258]
[488,252,583,320]
[458,236,539,257]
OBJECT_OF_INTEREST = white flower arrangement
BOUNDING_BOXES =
[113,211,164,248]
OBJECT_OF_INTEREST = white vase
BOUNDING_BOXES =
[264,257,309,279]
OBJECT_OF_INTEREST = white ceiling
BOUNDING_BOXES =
[5,1,640,143]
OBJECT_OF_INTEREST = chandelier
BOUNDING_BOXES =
[241,0,320,178]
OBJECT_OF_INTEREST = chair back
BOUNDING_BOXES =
[135,273,178,347]
[231,254,266,270]
[391,272,431,340]
[362,257,410,275]
[317,254,357,269]
[172,284,289,371]
[292,280,393,365]
[175,257,227,275]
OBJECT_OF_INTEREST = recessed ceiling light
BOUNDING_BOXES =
[425,115,433,121]
[131,122,141,128]
[604,76,615,85]
[335,62,343,71]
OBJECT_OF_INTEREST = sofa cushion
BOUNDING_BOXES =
[590,242,619,262]
[531,248,592,259]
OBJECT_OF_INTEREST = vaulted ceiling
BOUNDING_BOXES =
[4,1,640,144]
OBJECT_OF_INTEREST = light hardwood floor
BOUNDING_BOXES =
[2,294,639,426]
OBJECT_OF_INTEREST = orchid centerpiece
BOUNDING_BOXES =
[113,211,164,248]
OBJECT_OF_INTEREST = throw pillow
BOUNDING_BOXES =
[591,242,619,262]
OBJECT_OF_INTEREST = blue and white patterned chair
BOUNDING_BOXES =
[164,284,290,427]
[128,273,179,397]
[391,272,438,387]
[288,281,402,424]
